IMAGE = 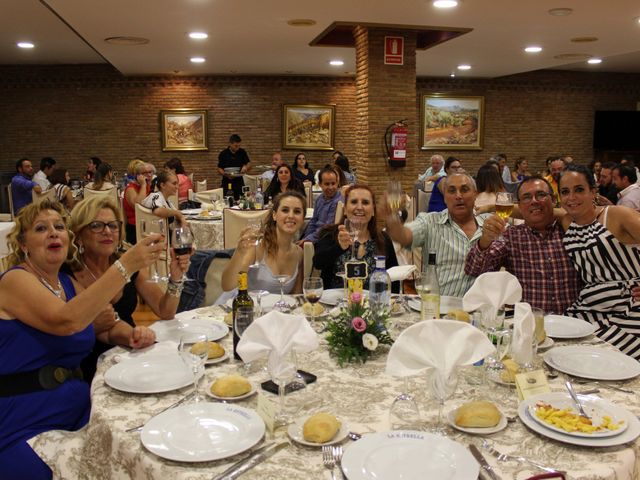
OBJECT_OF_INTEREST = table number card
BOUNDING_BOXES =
[515,370,551,401]
[256,393,277,434]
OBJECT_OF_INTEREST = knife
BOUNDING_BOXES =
[212,442,289,480]
[468,444,502,480]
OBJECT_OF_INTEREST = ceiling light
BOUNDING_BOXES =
[329,60,344,66]
[17,42,34,49]
[457,64,471,70]
[450,73,456,77]
[548,8,573,16]
[524,46,542,53]
[189,32,208,40]
[433,0,458,8]
[190,57,205,63]
[588,58,602,64]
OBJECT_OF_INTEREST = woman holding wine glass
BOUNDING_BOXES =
[69,196,192,381]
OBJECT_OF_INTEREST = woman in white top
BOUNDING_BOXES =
[141,170,186,227]
[85,162,115,191]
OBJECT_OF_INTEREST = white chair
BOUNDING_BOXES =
[83,187,119,208]
[203,256,232,306]
[303,241,320,279]
[7,185,15,220]
[194,188,223,205]
[417,189,430,215]
[32,188,56,204]
[334,200,344,224]
[195,180,207,192]
[242,174,259,193]
[223,208,270,249]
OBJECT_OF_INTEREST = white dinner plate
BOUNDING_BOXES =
[205,381,257,401]
[407,296,464,315]
[205,350,229,365]
[319,289,369,306]
[150,318,229,343]
[518,392,640,447]
[544,314,596,339]
[181,208,202,215]
[287,414,349,447]
[341,431,478,480]
[527,397,628,438]
[544,346,640,381]
[447,406,508,435]
[104,355,193,394]
[141,402,265,462]
[537,336,554,350]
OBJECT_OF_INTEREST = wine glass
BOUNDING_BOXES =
[303,277,324,331]
[267,350,307,426]
[344,218,362,259]
[179,333,209,403]
[335,267,348,308]
[429,368,458,436]
[171,226,194,282]
[389,376,421,430]
[273,274,292,311]
[387,180,404,218]
[247,218,263,267]
[495,192,515,241]
[141,218,167,283]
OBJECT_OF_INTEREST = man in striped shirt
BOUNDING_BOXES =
[386,173,488,297]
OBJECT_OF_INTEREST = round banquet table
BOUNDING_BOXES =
[29,304,640,479]
[187,217,224,250]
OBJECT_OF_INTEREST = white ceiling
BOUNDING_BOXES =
[1,0,639,78]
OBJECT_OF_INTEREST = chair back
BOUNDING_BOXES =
[303,241,320,279]
[195,179,207,192]
[334,200,344,224]
[304,184,313,209]
[242,174,259,193]
[167,194,178,208]
[32,188,56,204]
[7,185,15,219]
[204,256,232,306]
[83,187,119,209]
[194,188,223,205]
[134,204,168,248]
[417,189,430,215]
[223,208,270,249]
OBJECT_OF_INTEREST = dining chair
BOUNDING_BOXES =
[195,179,207,192]
[303,241,320,279]
[304,184,313,209]
[83,186,119,207]
[194,188,223,205]
[32,188,56,204]
[222,208,270,249]
[167,193,178,208]
[242,174,259,193]
[6,185,15,220]
[334,200,344,224]
[417,189,430,215]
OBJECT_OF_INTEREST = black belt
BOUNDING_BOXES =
[0,365,83,397]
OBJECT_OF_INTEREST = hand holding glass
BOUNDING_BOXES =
[171,226,194,282]
[495,192,514,241]
[141,218,167,283]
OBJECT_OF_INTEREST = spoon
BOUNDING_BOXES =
[348,432,362,441]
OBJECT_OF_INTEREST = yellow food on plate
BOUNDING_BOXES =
[500,358,519,383]
[302,302,324,317]
[302,412,341,443]
[211,375,252,398]
[534,402,624,434]
[455,400,501,428]
[447,309,470,322]
[190,341,225,359]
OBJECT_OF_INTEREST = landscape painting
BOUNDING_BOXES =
[160,109,208,151]
[283,104,335,150]
[421,95,484,150]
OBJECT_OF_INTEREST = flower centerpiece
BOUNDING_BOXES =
[325,291,393,366]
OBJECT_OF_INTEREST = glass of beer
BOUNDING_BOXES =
[495,192,515,241]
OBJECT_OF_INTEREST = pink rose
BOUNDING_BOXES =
[350,292,362,304]
[351,316,366,332]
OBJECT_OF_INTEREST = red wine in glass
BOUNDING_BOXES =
[305,293,321,304]
[173,245,192,256]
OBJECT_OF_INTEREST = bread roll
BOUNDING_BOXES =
[448,309,470,322]
[302,302,324,316]
[191,341,225,359]
[211,375,252,397]
[500,358,519,383]
[455,401,501,428]
[302,412,341,443]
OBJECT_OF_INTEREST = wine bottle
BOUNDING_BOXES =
[232,272,254,360]
[418,251,440,320]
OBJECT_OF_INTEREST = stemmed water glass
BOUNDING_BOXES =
[247,218,263,267]
[267,350,307,426]
[480,307,511,375]
[495,192,515,241]
[335,267,348,308]
[141,218,168,283]
[274,274,292,311]
[389,376,421,430]
[179,333,209,403]
[303,277,324,331]
[387,180,404,219]
[429,368,458,436]
[171,226,194,282]
[344,218,362,260]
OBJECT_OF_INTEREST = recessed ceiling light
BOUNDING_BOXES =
[433,0,458,8]
[457,64,471,70]
[17,42,34,49]
[548,8,573,16]
[524,46,542,53]
[287,19,316,27]
[190,57,206,63]
[588,58,602,64]
[450,73,456,77]
[189,32,208,40]
[636,17,640,24]
[329,60,344,66]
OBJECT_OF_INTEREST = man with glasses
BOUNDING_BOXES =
[465,176,581,313]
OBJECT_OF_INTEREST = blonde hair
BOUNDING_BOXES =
[127,158,144,176]
[6,199,76,268]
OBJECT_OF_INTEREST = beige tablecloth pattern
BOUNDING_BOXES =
[31,306,640,480]
[187,218,223,251]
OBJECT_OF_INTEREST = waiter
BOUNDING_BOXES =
[217,133,251,200]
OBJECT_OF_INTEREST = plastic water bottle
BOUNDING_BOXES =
[254,185,264,210]
[369,255,391,320]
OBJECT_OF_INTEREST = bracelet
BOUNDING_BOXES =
[166,280,183,298]
[113,260,131,284]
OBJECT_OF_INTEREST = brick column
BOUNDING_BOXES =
[353,26,417,196]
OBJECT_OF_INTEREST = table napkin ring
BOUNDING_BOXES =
[39,365,83,390]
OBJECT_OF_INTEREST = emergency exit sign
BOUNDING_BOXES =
[384,36,404,65]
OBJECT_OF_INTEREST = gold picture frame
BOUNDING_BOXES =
[160,109,208,151]
[420,94,484,150]
[282,104,336,151]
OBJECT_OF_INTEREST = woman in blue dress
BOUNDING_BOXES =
[0,199,164,479]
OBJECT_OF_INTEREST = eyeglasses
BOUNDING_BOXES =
[88,221,122,233]
[519,192,551,204]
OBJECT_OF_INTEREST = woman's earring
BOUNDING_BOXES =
[78,244,84,254]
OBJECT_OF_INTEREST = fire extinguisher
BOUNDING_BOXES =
[384,120,408,167]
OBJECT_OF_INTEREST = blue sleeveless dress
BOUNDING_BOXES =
[0,268,94,480]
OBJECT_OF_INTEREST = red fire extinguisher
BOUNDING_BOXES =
[384,120,408,167]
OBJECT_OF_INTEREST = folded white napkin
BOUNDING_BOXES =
[462,271,522,322]
[386,320,495,378]
[237,310,318,378]
[387,265,417,283]
[511,302,535,365]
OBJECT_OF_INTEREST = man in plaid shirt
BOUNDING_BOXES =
[465,176,581,314]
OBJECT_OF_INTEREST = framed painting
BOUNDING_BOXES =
[282,104,335,151]
[420,95,484,150]
[160,109,208,151]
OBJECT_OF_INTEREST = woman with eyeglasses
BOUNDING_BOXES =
[69,196,192,381]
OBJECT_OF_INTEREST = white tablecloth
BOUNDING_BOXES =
[187,218,224,251]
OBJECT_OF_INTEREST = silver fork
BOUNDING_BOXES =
[322,445,337,480]
[481,440,565,475]
[333,445,345,479]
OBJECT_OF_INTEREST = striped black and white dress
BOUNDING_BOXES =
[563,207,640,360]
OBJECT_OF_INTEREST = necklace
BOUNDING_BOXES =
[26,258,63,298]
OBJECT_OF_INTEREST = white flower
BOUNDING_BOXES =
[362,333,378,351]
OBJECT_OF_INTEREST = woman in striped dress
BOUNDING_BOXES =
[559,164,640,359]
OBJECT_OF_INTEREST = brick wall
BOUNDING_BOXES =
[1,65,639,191]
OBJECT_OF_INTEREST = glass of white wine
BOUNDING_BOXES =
[247,218,263,267]
[495,192,515,241]
[387,180,403,219]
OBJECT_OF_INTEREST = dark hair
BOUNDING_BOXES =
[546,155,561,166]
[600,162,617,171]
[444,156,461,173]
[156,169,177,191]
[334,155,351,173]
[262,191,306,256]
[89,157,102,167]
[40,157,56,170]
[229,134,241,143]
[516,175,554,201]
[485,159,499,170]
[621,154,638,168]
[294,153,309,170]
[332,150,343,158]
[91,162,113,190]
[476,164,504,194]
[49,167,69,186]
[559,164,596,189]
[15,158,30,172]
[514,156,527,171]
[343,184,385,253]
[318,165,338,184]
[165,157,186,175]
[613,164,638,184]
[264,164,304,202]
